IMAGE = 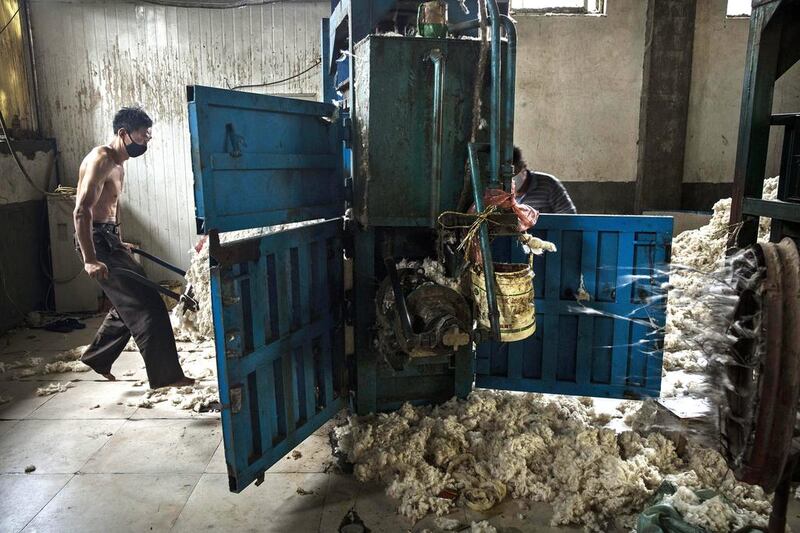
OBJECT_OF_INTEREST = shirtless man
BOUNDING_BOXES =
[74,106,193,389]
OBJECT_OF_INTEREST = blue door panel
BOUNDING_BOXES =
[210,219,346,492]
[475,214,673,399]
[187,85,344,234]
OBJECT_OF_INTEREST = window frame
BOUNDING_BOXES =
[510,0,605,15]
[725,0,752,17]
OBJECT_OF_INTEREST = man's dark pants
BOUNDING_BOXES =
[80,224,185,388]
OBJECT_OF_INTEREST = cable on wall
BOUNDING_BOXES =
[229,59,322,91]
[0,7,19,36]
[138,0,300,9]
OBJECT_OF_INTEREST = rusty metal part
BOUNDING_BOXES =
[208,229,261,268]
[721,246,763,469]
[729,238,800,492]
[763,239,800,483]
[769,454,800,533]
[374,265,472,369]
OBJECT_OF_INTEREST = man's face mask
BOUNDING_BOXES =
[123,131,147,158]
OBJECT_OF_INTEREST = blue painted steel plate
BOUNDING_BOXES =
[211,220,346,492]
[187,85,344,234]
[475,214,673,399]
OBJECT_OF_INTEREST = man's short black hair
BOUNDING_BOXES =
[513,146,526,174]
[113,106,152,135]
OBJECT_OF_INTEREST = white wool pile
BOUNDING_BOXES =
[171,237,214,342]
[660,461,770,533]
[4,347,91,378]
[335,390,770,531]
[41,360,90,374]
[663,177,778,375]
[469,521,497,533]
[54,346,86,361]
[396,258,460,291]
[663,487,741,533]
[433,516,461,530]
[519,234,557,255]
[7,356,43,371]
[36,382,74,396]
[127,383,219,412]
[176,342,216,380]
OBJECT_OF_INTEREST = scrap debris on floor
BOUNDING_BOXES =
[125,381,220,412]
[1,346,90,379]
[36,382,74,396]
[331,178,781,532]
[334,391,771,532]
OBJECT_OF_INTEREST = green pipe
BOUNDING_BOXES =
[468,142,501,339]
[429,49,445,223]
[500,15,517,193]
[486,0,501,189]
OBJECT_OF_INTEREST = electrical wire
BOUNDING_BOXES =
[0,255,25,320]
[138,0,292,9]
[0,110,75,197]
[230,59,322,90]
[0,7,19,36]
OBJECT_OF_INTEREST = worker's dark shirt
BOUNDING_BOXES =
[516,170,577,214]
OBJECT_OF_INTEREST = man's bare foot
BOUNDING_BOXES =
[101,372,116,381]
[162,376,195,388]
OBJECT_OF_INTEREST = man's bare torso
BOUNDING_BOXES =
[77,146,124,224]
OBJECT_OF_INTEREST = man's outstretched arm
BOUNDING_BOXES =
[74,157,112,279]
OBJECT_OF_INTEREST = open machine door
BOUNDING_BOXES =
[188,85,344,234]
[187,86,347,492]
[476,214,673,399]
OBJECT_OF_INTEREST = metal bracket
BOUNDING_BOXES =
[229,386,243,414]
[208,230,261,268]
[225,123,246,157]
[342,116,353,148]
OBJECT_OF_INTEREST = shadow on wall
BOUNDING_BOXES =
[0,200,49,333]
[562,181,735,214]
[562,181,635,214]
[0,141,57,333]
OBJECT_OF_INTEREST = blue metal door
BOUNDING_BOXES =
[188,85,344,234]
[208,222,346,492]
[187,86,347,492]
[476,214,673,399]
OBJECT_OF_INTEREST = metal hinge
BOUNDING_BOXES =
[225,123,246,157]
[342,116,353,148]
[229,386,243,414]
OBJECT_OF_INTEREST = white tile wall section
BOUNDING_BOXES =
[29,0,329,277]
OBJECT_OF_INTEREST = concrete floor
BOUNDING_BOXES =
[0,317,584,533]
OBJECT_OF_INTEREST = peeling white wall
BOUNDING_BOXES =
[29,0,328,275]
[513,0,648,183]
[0,147,55,204]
